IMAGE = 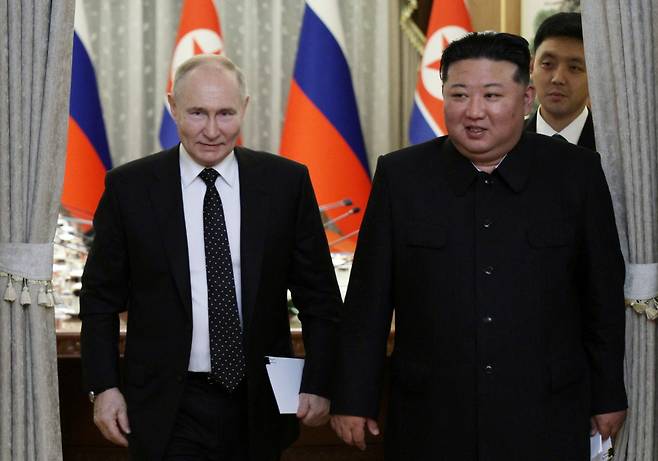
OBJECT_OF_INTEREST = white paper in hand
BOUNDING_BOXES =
[265,356,304,414]
[590,433,614,461]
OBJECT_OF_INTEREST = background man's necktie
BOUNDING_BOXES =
[552,133,568,142]
[199,167,246,392]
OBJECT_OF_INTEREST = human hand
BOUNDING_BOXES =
[297,393,330,426]
[591,409,626,440]
[330,415,380,450]
[93,387,131,447]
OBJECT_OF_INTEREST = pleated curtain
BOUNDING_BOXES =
[582,1,658,459]
[0,0,75,459]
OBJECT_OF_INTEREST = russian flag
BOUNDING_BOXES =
[159,0,224,149]
[280,0,370,239]
[61,4,112,220]
[409,0,472,144]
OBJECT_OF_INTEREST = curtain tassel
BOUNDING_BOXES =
[37,285,49,306]
[4,277,17,302]
[52,288,63,307]
[45,283,55,308]
[20,280,31,306]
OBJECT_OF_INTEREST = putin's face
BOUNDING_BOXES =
[168,64,248,167]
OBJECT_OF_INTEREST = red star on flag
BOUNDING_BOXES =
[193,37,221,55]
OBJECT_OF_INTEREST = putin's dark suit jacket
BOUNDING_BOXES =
[332,133,627,460]
[80,146,341,460]
[525,110,597,151]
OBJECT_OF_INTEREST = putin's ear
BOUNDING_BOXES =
[529,57,535,76]
[167,93,177,117]
[241,95,250,116]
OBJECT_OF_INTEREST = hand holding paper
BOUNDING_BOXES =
[265,356,331,426]
[297,393,330,426]
[590,432,613,461]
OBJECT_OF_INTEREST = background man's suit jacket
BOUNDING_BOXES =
[525,109,597,150]
[80,146,341,460]
[332,133,627,460]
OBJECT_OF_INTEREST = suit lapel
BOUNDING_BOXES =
[148,147,193,319]
[525,112,538,133]
[235,147,270,339]
[577,111,597,151]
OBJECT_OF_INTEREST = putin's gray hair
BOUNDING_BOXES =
[172,54,248,101]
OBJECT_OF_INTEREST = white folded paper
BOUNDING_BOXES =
[265,356,305,414]
[590,433,613,461]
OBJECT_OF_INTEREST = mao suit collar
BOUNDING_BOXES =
[495,132,531,193]
[442,133,531,196]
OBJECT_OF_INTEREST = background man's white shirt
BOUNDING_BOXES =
[536,105,589,144]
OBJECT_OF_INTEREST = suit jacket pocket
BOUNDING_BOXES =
[527,220,574,248]
[391,354,431,394]
[406,223,447,249]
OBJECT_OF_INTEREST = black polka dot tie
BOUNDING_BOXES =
[199,168,246,392]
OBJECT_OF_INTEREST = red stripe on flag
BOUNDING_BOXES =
[429,0,472,30]
[175,0,222,44]
[62,117,108,220]
[165,0,224,94]
[415,0,473,136]
[280,81,370,236]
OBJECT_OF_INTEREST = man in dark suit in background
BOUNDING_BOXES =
[331,32,627,460]
[525,12,596,149]
[80,54,341,460]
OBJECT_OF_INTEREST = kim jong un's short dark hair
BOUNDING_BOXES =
[440,32,531,85]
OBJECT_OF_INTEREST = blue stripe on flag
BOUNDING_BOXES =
[159,106,180,149]
[69,32,112,170]
[293,6,369,175]
[409,102,438,145]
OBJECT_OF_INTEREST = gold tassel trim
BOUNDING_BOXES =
[626,298,658,321]
[400,0,426,55]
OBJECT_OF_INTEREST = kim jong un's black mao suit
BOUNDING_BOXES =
[332,132,627,460]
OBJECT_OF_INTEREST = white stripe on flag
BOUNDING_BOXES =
[306,0,347,56]
[414,91,444,137]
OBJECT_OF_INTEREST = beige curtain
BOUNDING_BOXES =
[0,0,75,459]
[581,1,658,459]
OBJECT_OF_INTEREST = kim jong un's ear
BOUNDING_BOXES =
[523,84,536,115]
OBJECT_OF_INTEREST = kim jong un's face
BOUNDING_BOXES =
[443,58,535,171]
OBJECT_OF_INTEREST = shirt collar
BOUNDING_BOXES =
[447,134,527,192]
[471,155,507,172]
[444,139,522,196]
[536,106,589,144]
[179,143,238,189]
